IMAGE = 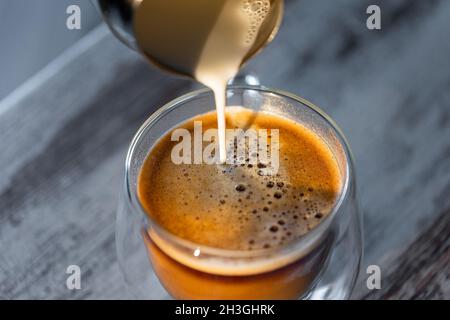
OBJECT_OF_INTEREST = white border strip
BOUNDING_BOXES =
[0,25,109,117]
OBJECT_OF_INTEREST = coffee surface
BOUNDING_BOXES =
[138,107,342,251]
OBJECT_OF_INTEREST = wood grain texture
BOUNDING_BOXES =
[0,0,449,299]
[362,208,450,300]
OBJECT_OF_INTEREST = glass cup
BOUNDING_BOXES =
[116,85,363,300]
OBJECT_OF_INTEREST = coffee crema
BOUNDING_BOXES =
[138,107,342,251]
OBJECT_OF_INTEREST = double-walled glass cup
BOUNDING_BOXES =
[116,85,363,300]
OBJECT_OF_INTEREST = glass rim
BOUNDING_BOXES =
[124,85,353,259]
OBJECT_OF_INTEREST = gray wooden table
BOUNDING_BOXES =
[0,0,449,299]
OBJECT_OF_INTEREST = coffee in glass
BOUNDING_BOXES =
[138,106,343,299]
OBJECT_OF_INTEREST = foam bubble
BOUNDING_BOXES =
[242,0,271,44]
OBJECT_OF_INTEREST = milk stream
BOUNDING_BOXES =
[195,0,272,163]
[134,0,278,163]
